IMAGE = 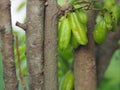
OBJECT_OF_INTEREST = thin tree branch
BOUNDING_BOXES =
[15,35,27,90]
[0,25,5,32]
[16,22,26,31]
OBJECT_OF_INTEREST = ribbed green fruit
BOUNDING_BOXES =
[59,70,74,90]
[75,9,88,24]
[104,13,112,30]
[69,12,88,45]
[70,34,79,49]
[94,19,108,44]
[58,16,71,49]
[104,0,115,10]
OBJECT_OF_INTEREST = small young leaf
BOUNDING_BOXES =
[16,2,26,12]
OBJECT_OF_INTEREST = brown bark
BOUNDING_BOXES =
[0,0,18,90]
[44,0,58,90]
[26,0,45,89]
[74,4,97,90]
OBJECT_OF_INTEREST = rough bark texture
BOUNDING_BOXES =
[0,0,18,90]
[96,25,120,83]
[26,0,45,89]
[44,0,58,90]
[74,4,97,90]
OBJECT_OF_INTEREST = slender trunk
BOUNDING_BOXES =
[74,3,97,90]
[0,0,18,90]
[44,0,58,90]
[26,0,45,89]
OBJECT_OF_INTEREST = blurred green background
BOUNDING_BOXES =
[0,0,120,90]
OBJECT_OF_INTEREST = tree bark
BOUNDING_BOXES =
[26,0,45,89]
[74,3,97,90]
[44,0,58,90]
[0,0,18,90]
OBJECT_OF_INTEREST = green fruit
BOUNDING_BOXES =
[104,13,112,30]
[58,16,65,30]
[96,14,104,24]
[58,16,66,37]
[70,34,79,49]
[58,16,71,49]
[69,12,88,45]
[73,3,81,9]
[111,5,120,22]
[94,19,108,44]
[104,0,115,10]
[59,70,74,90]
[75,9,88,24]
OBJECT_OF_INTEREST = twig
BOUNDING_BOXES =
[16,22,26,31]
[86,8,105,11]
[15,35,27,90]
[69,4,89,12]
[0,25,5,33]
[59,0,105,14]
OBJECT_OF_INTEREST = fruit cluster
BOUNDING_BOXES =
[94,0,120,44]
[58,8,88,49]
[57,0,120,50]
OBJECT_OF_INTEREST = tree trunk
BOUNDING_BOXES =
[44,0,58,90]
[26,0,45,89]
[0,0,18,90]
[74,3,97,90]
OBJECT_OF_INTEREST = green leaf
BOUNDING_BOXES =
[104,49,120,82]
[57,0,75,6]
[16,2,26,12]
[94,2,104,9]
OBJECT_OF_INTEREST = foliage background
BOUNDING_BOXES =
[0,0,120,90]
